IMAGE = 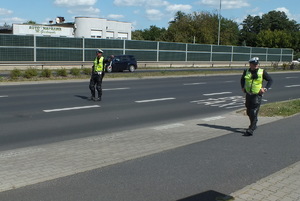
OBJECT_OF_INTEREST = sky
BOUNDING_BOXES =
[0,0,299,30]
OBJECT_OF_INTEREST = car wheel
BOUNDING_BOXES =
[106,66,113,73]
[129,65,135,72]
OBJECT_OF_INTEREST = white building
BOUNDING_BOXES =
[74,17,131,40]
[12,17,132,40]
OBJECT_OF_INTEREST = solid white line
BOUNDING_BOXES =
[0,95,8,98]
[183,82,206,86]
[135,97,175,103]
[285,85,300,88]
[203,92,232,96]
[103,87,130,91]
[43,105,100,113]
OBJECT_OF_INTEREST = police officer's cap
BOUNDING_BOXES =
[249,57,259,65]
[96,49,104,53]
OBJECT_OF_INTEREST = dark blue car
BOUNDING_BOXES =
[105,55,137,73]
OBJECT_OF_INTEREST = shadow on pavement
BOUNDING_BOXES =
[177,190,234,201]
[74,95,89,100]
[197,123,245,134]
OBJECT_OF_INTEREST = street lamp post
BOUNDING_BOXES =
[217,0,222,45]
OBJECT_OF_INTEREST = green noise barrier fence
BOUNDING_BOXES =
[0,34,293,63]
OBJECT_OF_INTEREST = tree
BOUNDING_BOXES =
[23,20,37,24]
[164,11,239,45]
[142,25,166,41]
[239,15,262,46]
[261,11,299,32]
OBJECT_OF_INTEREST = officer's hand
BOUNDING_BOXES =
[259,88,267,95]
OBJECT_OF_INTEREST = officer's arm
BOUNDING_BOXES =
[240,70,246,91]
[263,70,273,90]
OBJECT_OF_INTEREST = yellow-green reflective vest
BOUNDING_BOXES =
[93,56,104,72]
[244,68,263,94]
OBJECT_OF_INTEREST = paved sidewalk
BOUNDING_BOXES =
[231,161,300,201]
[1,112,300,201]
[0,112,280,193]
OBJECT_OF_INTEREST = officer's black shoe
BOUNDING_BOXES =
[90,96,97,101]
[243,129,253,136]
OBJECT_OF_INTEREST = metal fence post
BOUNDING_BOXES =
[210,45,213,62]
[82,37,85,62]
[123,40,126,55]
[185,43,188,62]
[33,35,36,62]
[157,42,160,62]
[230,46,234,63]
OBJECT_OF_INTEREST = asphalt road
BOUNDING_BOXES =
[1,72,299,151]
[0,72,300,200]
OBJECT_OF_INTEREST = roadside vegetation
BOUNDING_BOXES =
[260,99,300,117]
[0,62,299,82]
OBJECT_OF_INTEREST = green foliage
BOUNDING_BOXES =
[10,68,22,79]
[70,68,81,76]
[41,69,52,78]
[256,30,293,48]
[260,99,300,117]
[23,67,38,79]
[239,10,299,49]
[82,68,92,75]
[56,68,67,77]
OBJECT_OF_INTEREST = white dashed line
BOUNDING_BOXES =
[183,82,206,86]
[135,97,175,103]
[203,92,232,96]
[0,95,8,98]
[43,105,100,113]
[285,77,298,79]
[285,85,300,88]
[103,87,130,91]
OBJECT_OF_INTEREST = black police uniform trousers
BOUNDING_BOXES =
[89,73,103,98]
[245,93,262,133]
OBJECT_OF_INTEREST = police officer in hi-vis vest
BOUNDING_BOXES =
[241,57,273,136]
[89,49,112,101]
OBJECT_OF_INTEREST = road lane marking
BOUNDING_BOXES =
[0,95,8,98]
[43,105,100,113]
[203,92,232,96]
[135,97,175,103]
[183,82,206,85]
[286,77,298,79]
[285,85,300,88]
[152,123,184,130]
[202,116,225,121]
[191,96,245,109]
[103,87,130,91]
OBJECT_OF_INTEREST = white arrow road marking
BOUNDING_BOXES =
[43,105,100,113]
[135,97,176,103]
